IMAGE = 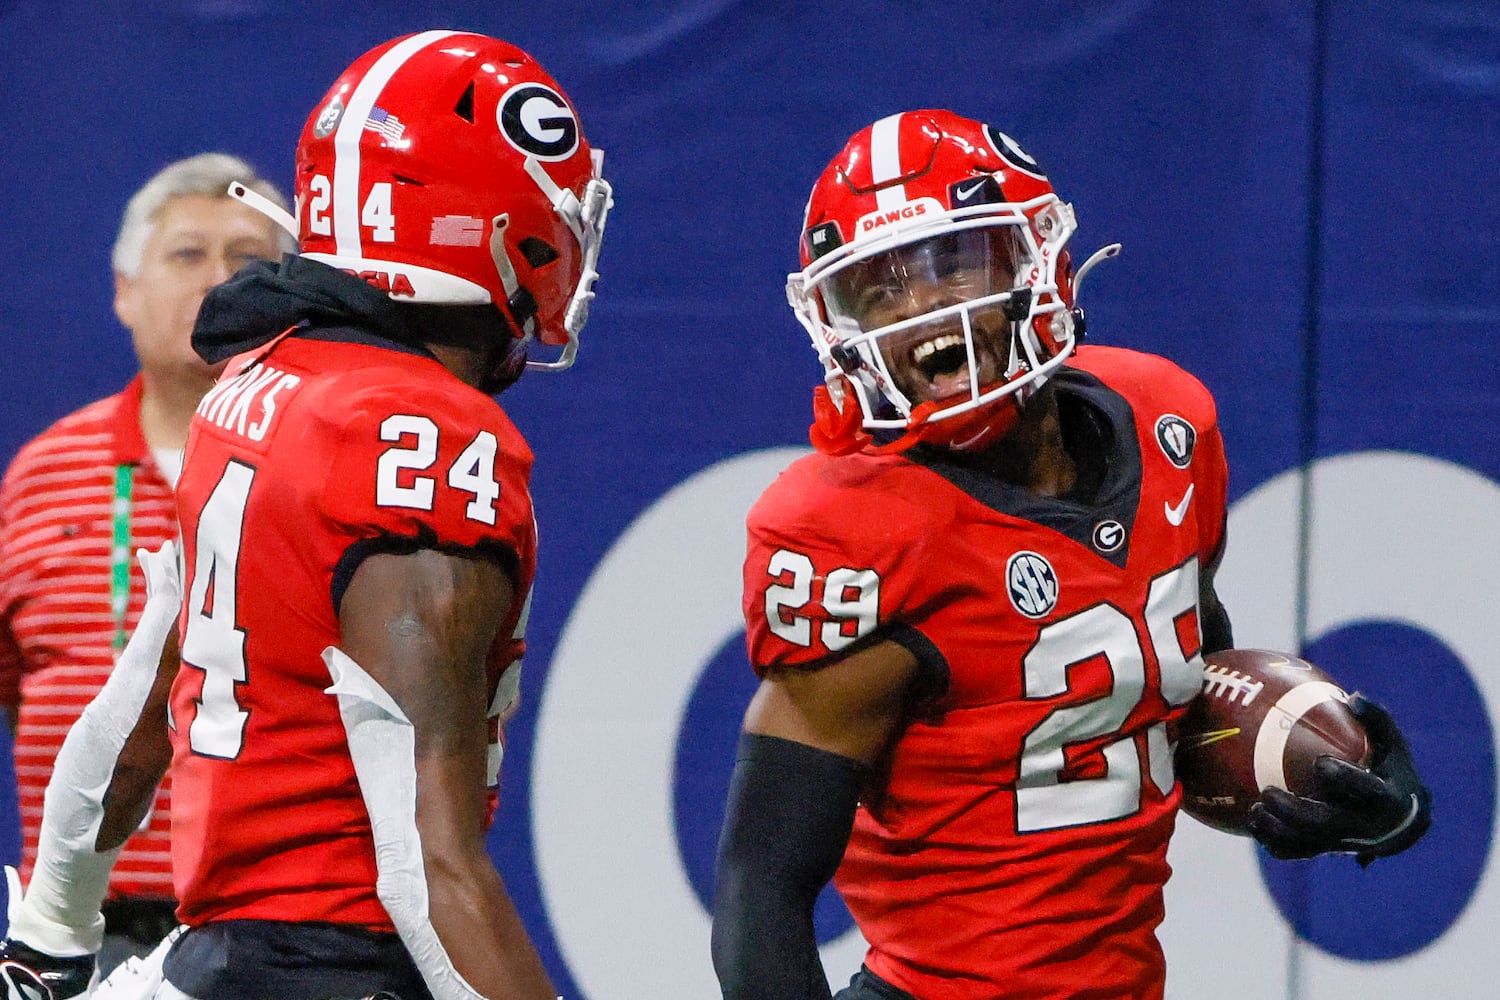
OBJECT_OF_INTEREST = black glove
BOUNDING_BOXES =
[1245,694,1432,866]
[0,937,96,1000]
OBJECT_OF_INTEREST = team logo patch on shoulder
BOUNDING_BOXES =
[1092,520,1125,552]
[1006,551,1059,619]
[1155,414,1196,468]
[498,83,579,161]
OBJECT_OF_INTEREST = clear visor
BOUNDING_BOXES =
[821,225,1025,334]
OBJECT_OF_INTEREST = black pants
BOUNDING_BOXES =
[99,898,178,977]
[161,920,434,1000]
[835,966,920,1000]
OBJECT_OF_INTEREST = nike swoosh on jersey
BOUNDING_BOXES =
[1164,483,1196,526]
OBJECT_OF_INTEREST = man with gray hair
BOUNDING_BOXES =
[0,152,293,975]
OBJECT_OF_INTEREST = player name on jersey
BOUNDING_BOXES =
[195,363,302,443]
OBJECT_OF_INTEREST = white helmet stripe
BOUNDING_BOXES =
[870,113,906,212]
[331,29,460,257]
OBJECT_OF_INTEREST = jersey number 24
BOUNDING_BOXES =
[182,418,506,759]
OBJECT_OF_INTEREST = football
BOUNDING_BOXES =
[1174,648,1371,835]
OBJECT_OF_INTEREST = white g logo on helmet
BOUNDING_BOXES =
[984,125,1046,179]
[498,83,580,161]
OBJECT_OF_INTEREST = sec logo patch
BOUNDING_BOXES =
[1007,551,1059,618]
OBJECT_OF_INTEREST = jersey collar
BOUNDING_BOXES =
[109,374,150,465]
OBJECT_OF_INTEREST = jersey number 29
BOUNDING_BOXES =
[762,548,1204,833]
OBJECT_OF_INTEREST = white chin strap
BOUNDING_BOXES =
[1074,242,1122,297]
[488,213,537,340]
[227,182,298,241]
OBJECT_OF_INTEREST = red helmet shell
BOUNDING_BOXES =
[296,30,605,349]
[800,109,1076,321]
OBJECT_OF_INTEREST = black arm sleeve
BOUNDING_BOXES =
[1199,582,1233,655]
[711,733,869,1000]
[1199,543,1234,656]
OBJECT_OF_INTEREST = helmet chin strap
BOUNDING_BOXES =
[523,156,584,244]
[1073,242,1122,298]
[227,182,298,241]
[487,214,539,337]
[1005,329,1027,379]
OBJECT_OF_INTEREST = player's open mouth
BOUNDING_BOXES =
[910,333,976,400]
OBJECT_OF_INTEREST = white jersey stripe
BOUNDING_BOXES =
[871,113,906,212]
[332,29,460,257]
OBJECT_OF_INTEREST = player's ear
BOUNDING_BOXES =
[114,270,140,331]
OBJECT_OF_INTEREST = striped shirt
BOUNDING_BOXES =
[0,376,177,898]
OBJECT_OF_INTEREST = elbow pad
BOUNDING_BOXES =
[323,646,486,1000]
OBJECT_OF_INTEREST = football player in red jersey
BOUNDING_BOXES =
[0,29,610,1000]
[710,111,1430,1000]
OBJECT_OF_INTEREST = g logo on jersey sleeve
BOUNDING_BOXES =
[1007,551,1059,619]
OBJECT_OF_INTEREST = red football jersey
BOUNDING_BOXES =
[169,334,537,930]
[743,346,1228,1000]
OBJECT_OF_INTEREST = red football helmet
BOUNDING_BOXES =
[238,30,611,372]
[789,110,1112,452]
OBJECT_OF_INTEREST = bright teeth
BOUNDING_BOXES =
[911,333,965,365]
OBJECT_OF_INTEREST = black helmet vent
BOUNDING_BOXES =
[454,82,476,123]
[518,237,559,268]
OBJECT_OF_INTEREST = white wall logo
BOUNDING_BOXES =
[498,83,579,161]
[1007,551,1059,618]
[532,449,866,1000]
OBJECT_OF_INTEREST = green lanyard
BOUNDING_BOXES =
[110,464,134,652]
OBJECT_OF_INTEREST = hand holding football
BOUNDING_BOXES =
[1174,648,1371,834]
